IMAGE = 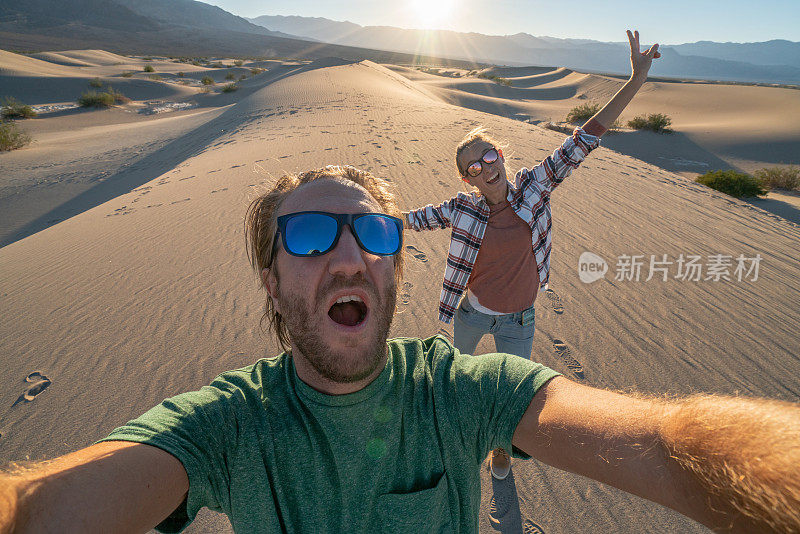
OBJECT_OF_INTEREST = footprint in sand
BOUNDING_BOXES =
[489,493,512,522]
[26,372,46,383]
[552,340,584,378]
[13,373,52,407]
[545,289,564,314]
[522,519,545,534]
[437,180,448,187]
[405,245,428,263]
[400,281,412,305]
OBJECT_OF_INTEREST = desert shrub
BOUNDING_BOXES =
[177,71,185,77]
[106,87,130,104]
[148,74,162,81]
[239,74,247,81]
[221,83,238,93]
[695,170,767,198]
[754,166,800,190]
[143,64,155,73]
[191,61,202,66]
[143,56,153,61]
[627,113,673,133]
[234,60,243,66]
[0,121,32,150]
[225,72,235,80]
[565,102,601,123]
[210,62,225,68]
[477,73,512,86]
[201,76,215,86]
[121,71,134,77]
[89,77,103,88]
[250,67,264,75]
[1,97,37,119]
[77,90,115,108]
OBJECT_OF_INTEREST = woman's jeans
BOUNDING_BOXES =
[453,296,535,359]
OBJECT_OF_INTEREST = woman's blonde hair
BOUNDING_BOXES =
[244,165,404,349]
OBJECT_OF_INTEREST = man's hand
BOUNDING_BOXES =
[513,377,800,533]
[628,29,660,82]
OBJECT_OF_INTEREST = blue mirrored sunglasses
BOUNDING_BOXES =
[275,211,403,257]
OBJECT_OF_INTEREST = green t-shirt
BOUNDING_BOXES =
[100,336,559,533]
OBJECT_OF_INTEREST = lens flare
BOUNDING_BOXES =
[409,0,456,30]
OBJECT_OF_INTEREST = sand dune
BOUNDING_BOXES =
[1,54,799,534]
[36,49,132,66]
[388,64,800,177]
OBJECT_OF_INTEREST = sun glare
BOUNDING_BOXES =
[409,0,456,30]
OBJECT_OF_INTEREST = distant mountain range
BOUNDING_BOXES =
[1,0,798,85]
[249,15,800,84]
[0,0,473,65]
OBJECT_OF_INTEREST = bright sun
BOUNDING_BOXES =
[409,0,456,30]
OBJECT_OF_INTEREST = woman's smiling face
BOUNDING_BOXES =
[457,140,508,202]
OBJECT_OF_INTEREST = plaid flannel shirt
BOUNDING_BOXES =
[407,127,600,323]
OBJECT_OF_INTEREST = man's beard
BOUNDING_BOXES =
[276,273,397,383]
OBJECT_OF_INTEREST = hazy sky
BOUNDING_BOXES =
[203,0,798,44]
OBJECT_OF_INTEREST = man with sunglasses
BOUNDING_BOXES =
[2,165,799,534]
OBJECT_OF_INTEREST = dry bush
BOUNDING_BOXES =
[77,90,115,108]
[201,76,215,86]
[0,121,32,151]
[566,102,601,123]
[89,77,103,88]
[1,97,37,119]
[696,170,767,198]
[627,113,673,133]
[107,87,130,104]
[221,83,238,93]
[754,167,799,191]
[477,73,512,86]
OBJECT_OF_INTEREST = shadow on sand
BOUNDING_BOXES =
[0,62,328,249]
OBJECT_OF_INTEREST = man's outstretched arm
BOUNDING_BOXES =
[0,440,188,534]
[512,376,800,533]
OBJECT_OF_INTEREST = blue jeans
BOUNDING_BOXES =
[453,297,535,359]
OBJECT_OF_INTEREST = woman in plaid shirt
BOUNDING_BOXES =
[404,30,660,479]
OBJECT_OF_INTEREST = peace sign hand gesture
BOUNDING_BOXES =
[628,29,660,81]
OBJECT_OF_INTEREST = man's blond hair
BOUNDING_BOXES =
[244,165,403,350]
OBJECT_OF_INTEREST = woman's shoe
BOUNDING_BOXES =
[490,448,511,480]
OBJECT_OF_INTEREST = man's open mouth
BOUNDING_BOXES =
[486,173,500,185]
[328,295,368,327]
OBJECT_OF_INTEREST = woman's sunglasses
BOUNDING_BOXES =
[462,148,499,177]
[275,211,403,257]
